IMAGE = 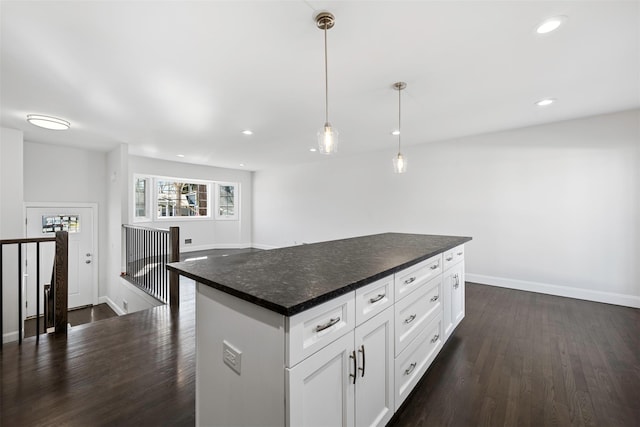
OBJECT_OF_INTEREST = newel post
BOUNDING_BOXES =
[54,231,68,334]
[169,227,180,308]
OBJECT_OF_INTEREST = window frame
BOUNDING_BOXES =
[132,175,152,222]
[214,181,239,221]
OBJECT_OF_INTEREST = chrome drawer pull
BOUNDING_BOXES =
[446,256,453,261]
[430,264,439,270]
[404,362,417,376]
[430,295,439,302]
[315,317,340,332]
[404,314,417,324]
[404,277,416,285]
[369,293,385,304]
[431,334,440,343]
[457,252,463,256]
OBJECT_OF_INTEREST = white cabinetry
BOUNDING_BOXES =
[287,278,395,427]
[443,245,465,340]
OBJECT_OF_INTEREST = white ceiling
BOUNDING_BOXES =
[1,1,638,171]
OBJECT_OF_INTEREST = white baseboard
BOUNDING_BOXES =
[251,243,279,250]
[2,330,19,344]
[466,273,640,308]
[99,295,126,316]
[182,242,254,252]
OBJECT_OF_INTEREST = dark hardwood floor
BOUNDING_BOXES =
[2,280,638,426]
[23,303,118,338]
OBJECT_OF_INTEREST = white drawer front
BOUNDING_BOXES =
[394,254,442,302]
[286,292,355,368]
[394,313,443,411]
[394,275,442,356]
[355,276,394,326]
[443,244,465,271]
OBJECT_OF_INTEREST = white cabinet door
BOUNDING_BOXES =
[287,331,355,427]
[354,308,394,427]
[451,262,465,328]
[443,262,465,339]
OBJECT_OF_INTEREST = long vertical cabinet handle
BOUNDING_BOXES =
[349,350,357,384]
[358,345,366,377]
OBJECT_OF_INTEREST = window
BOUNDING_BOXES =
[157,180,209,218]
[135,178,147,217]
[215,182,239,220]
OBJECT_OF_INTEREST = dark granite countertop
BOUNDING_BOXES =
[167,232,471,316]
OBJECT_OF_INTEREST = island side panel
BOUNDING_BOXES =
[196,283,286,427]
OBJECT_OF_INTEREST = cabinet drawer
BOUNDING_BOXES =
[355,276,394,326]
[443,244,465,271]
[394,254,442,302]
[394,313,443,411]
[286,292,355,368]
[394,275,442,356]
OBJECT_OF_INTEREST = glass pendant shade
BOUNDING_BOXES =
[318,122,339,154]
[393,152,407,174]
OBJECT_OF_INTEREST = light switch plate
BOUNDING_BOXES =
[223,340,242,375]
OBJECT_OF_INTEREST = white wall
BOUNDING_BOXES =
[23,141,109,300]
[253,110,640,307]
[129,155,253,251]
[1,127,24,342]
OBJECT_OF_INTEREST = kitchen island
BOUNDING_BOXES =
[168,232,471,427]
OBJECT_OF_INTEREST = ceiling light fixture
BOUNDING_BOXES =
[241,130,253,135]
[391,130,400,136]
[536,16,567,34]
[177,154,185,158]
[26,114,70,130]
[315,11,338,155]
[309,148,317,152]
[535,98,556,106]
[392,82,408,174]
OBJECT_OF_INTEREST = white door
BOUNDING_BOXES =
[24,206,96,317]
[287,331,355,427]
[355,307,395,427]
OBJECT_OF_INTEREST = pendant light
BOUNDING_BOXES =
[392,82,407,173]
[315,11,338,154]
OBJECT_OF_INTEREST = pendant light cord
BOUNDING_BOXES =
[398,86,402,153]
[324,24,329,124]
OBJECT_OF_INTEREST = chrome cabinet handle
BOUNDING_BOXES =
[457,252,463,256]
[404,277,416,285]
[453,274,459,289]
[430,264,439,270]
[358,345,365,377]
[404,314,417,324]
[430,295,439,302]
[349,350,357,384]
[85,260,92,264]
[446,256,453,261]
[404,362,417,376]
[315,317,340,332]
[369,293,385,304]
[431,334,440,343]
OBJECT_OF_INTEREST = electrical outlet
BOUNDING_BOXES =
[185,238,192,244]
[123,300,128,312]
[223,340,242,375]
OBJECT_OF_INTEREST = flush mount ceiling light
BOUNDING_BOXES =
[26,114,70,130]
[315,11,339,155]
[535,98,556,106]
[392,82,407,174]
[536,15,567,34]
[241,130,253,135]
[391,130,400,136]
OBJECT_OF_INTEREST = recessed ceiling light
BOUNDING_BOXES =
[535,98,556,106]
[391,130,400,136]
[176,154,185,158]
[309,148,317,152]
[26,114,70,130]
[536,16,567,34]
[241,130,253,135]
[239,163,245,167]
